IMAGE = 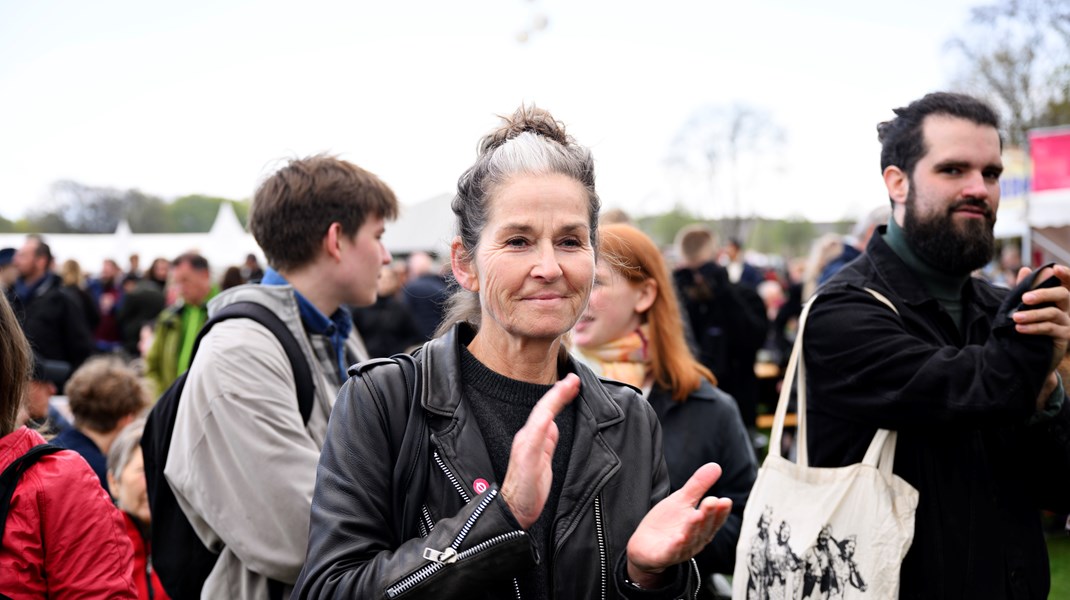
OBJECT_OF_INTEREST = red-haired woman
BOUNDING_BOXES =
[573,223,758,584]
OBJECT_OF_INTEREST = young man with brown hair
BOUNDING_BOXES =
[166,155,398,598]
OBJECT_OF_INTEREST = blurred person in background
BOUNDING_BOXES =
[401,250,450,340]
[108,418,169,600]
[350,263,422,358]
[817,205,891,285]
[53,356,151,494]
[0,247,17,293]
[21,353,73,436]
[127,253,141,278]
[146,258,170,291]
[801,233,846,301]
[88,258,125,352]
[145,253,216,394]
[0,291,137,598]
[59,259,101,337]
[6,234,93,375]
[573,223,757,595]
[117,273,166,358]
[722,238,764,289]
[241,253,265,283]
[220,265,245,290]
[673,225,768,434]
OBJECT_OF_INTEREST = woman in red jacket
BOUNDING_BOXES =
[107,418,169,599]
[0,292,137,598]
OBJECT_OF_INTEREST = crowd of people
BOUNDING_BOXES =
[0,91,1068,600]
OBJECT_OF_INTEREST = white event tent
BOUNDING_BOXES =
[0,194,458,277]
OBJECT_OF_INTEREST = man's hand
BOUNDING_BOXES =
[1014,265,1070,372]
[1014,265,1070,409]
[625,463,733,588]
[500,374,580,530]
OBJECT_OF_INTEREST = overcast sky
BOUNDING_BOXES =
[1,0,984,225]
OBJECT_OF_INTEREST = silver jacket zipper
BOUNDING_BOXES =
[594,494,607,600]
[385,450,525,599]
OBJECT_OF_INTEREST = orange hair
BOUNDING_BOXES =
[598,224,716,401]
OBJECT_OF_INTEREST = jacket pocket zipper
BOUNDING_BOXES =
[594,494,607,600]
[387,454,523,598]
[385,489,525,598]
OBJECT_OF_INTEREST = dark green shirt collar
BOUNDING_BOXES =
[883,216,970,304]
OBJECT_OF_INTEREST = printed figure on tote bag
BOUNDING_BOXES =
[803,90,1070,598]
[798,526,867,600]
[745,507,867,600]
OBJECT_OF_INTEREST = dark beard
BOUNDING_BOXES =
[902,187,995,275]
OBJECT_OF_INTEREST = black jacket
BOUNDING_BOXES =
[673,263,768,428]
[6,272,93,372]
[293,323,699,599]
[351,294,423,358]
[804,229,1070,599]
[647,381,757,577]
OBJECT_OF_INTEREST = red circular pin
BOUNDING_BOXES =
[473,478,489,495]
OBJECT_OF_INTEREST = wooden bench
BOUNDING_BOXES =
[756,413,797,429]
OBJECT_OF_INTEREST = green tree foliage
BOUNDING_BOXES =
[948,0,1070,146]
[168,195,231,232]
[25,180,137,233]
[233,199,251,228]
[19,181,245,233]
[126,191,170,233]
[636,206,709,246]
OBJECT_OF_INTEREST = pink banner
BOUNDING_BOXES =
[1030,128,1070,191]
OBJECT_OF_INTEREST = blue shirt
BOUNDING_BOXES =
[52,428,110,495]
[261,267,353,381]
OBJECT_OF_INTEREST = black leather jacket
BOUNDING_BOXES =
[293,324,698,599]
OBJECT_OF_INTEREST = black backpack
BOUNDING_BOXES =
[1,444,64,544]
[141,301,315,600]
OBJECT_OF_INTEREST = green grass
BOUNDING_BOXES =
[1050,534,1070,598]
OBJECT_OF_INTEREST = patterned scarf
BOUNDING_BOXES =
[577,324,652,388]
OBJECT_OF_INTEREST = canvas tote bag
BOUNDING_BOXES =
[732,289,919,599]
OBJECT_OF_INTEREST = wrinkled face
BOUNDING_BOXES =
[173,262,212,306]
[900,115,1002,274]
[456,173,595,343]
[573,260,649,349]
[339,214,391,308]
[110,447,150,523]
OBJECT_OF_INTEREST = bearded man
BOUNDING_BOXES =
[804,92,1070,598]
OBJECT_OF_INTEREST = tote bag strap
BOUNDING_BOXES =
[770,286,901,470]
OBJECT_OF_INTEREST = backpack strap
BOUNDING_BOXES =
[194,301,315,426]
[0,444,63,544]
